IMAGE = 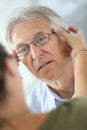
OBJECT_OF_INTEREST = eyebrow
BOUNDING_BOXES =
[16,31,45,48]
[16,43,26,49]
[36,31,43,34]
[34,31,44,37]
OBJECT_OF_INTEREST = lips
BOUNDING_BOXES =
[37,60,53,71]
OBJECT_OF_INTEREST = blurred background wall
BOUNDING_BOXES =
[0,0,87,97]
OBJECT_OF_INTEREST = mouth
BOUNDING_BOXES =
[37,60,53,71]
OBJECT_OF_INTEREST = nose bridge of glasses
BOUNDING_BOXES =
[29,41,39,58]
[27,41,34,46]
[30,41,44,59]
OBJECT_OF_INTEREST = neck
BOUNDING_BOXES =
[47,76,74,99]
[47,58,74,99]
[0,95,28,120]
[9,112,48,130]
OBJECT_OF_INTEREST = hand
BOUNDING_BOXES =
[54,26,87,57]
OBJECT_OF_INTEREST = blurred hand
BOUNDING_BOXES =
[54,26,87,57]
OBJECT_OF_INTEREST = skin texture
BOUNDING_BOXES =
[12,18,74,98]
[0,56,47,130]
[0,58,27,118]
[55,26,87,97]
[0,25,87,130]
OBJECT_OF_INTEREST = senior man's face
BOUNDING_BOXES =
[12,18,73,82]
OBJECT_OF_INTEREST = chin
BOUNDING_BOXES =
[42,74,59,82]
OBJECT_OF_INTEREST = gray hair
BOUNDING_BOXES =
[6,5,68,47]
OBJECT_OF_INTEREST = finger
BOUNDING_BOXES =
[54,28,71,41]
[69,26,84,38]
[68,26,83,36]
[69,26,78,33]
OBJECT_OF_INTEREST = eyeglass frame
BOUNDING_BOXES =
[15,31,54,57]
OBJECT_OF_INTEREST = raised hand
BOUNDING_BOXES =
[54,26,87,57]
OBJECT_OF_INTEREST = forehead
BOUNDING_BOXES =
[12,17,50,45]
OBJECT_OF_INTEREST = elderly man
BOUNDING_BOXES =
[6,5,86,113]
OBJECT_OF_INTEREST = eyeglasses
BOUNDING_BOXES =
[15,31,53,57]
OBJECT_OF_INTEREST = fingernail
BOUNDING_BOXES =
[54,27,59,32]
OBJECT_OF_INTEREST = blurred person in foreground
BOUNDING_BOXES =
[1,26,87,129]
[6,5,87,113]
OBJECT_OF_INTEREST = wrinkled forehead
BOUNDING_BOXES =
[8,14,50,49]
[13,14,49,29]
[11,17,50,47]
[13,15,49,31]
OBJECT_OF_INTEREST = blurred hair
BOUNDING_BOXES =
[6,5,68,48]
[0,44,10,102]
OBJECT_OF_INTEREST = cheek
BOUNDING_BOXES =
[19,55,31,66]
[51,41,69,65]
[19,54,38,78]
[55,38,69,57]
[48,39,63,58]
[57,36,71,55]
[48,35,63,53]
[23,55,35,73]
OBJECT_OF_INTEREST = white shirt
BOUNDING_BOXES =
[26,81,74,113]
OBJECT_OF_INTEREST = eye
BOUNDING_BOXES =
[35,35,46,46]
[17,44,29,54]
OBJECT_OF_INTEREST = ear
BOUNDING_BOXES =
[65,41,72,55]
[5,58,16,76]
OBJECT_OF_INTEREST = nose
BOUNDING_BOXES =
[30,44,43,59]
